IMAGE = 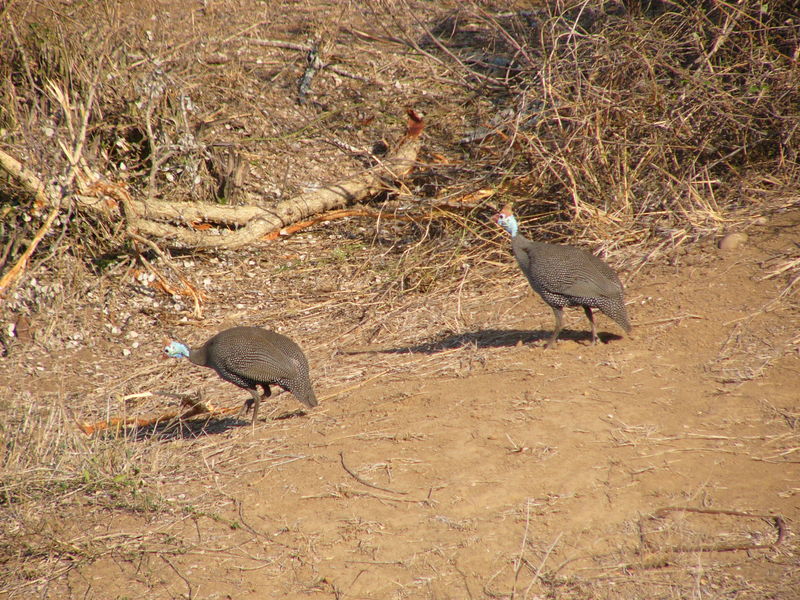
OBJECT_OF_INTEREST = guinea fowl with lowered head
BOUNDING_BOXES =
[493,205,631,348]
[164,326,318,423]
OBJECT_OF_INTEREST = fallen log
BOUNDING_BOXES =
[0,109,424,251]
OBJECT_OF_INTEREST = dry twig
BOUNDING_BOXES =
[338,451,408,495]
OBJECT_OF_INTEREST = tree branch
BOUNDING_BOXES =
[0,110,425,251]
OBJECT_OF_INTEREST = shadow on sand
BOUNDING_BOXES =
[343,328,623,356]
[97,406,311,441]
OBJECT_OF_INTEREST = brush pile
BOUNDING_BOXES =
[1,1,798,299]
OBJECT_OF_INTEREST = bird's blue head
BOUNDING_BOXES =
[492,204,518,237]
[164,341,190,359]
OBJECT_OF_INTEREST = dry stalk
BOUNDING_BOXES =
[0,197,61,297]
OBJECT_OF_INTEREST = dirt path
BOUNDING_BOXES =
[19,211,792,600]
[2,1,799,598]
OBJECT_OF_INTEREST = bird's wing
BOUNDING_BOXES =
[517,241,621,298]
[223,346,299,383]
[561,275,621,298]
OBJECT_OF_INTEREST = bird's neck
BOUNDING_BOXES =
[505,217,519,238]
[188,346,208,366]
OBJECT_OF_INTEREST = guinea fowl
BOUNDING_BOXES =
[493,205,631,348]
[164,326,318,423]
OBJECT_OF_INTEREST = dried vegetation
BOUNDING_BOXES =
[1,0,799,598]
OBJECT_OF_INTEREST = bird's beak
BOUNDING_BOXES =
[491,214,500,223]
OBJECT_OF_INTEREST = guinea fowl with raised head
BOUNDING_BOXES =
[164,326,318,423]
[493,205,631,348]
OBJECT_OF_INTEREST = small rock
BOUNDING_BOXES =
[204,52,229,65]
[718,232,748,251]
[14,315,32,343]
[753,216,768,226]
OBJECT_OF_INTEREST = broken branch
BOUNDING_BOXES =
[0,110,425,251]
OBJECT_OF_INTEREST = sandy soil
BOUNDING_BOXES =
[3,209,798,600]
[1,2,799,598]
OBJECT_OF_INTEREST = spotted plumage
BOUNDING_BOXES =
[164,326,318,423]
[493,205,631,348]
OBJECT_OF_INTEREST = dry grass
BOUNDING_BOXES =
[1,1,799,598]
[0,384,317,593]
[403,0,800,256]
[2,2,798,274]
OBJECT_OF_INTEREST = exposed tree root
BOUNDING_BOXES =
[631,505,787,570]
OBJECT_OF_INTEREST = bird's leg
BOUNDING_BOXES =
[249,388,262,424]
[238,388,262,423]
[583,306,598,345]
[546,307,564,349]
[237,399,250,419]
[250,384,273,424]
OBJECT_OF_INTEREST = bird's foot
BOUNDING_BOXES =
[238,398,254,419]
[544,333,560,349]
